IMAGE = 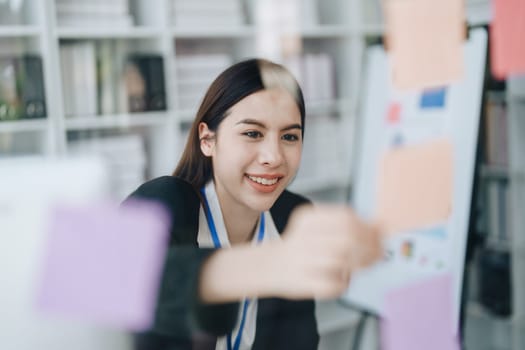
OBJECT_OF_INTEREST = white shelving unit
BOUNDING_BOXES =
[0,0,363,203]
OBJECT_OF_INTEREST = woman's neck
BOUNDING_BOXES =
[213,182,260,245]
[223,206,259,245]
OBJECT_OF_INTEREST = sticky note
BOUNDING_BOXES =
[384,0,464,89]
[420,88,447,109]
[490,0,525,79]
[381,274,459,350]
[376,139,453,234]
[36,200,169,331]
[386,102,402,123]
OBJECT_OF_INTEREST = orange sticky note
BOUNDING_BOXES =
[490,0,525,79]
[376,139,454,235]
[384,0,465,89]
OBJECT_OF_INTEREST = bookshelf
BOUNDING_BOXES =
[0,0,362,203]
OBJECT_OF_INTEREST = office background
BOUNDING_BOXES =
[0,0,523,349]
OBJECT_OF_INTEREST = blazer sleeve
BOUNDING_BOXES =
[261,190,319,350]
[124,176,239,340]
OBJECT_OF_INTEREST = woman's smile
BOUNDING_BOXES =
[245,173,284,193]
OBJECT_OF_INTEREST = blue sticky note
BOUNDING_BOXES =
[36,200,170,331]
[420,88,447,109]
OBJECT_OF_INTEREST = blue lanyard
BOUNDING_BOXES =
[200,187,265,350]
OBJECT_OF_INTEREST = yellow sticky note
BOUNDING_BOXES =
[376,139,454,235]
[384,0,465,89]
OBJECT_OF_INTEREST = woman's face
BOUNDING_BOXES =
[200,88,303,214]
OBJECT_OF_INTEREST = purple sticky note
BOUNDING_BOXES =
[36,200,169,331]
[381,274,460,350]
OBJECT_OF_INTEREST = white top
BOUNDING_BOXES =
[197,181,280,350]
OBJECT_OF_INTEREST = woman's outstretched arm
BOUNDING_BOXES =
[199,204,383,303]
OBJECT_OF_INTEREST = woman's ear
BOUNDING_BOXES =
[198,122,216,157]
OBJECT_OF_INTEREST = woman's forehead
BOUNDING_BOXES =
[226,89,301,124]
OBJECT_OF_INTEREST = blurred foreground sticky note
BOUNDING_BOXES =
[36,200,169,331]
[376,139,453,234]
[384,0,464,89]
[381,274,459,350]
[490,0,525,79]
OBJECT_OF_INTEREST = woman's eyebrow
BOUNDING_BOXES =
[236,118,266,128]
[235,119,302,132]
[281,124,302,132]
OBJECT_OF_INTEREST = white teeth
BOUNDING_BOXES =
[248,176,279,185]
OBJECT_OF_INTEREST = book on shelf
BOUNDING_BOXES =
[96,41,119,115]
[485,180,511,244]
[0,55,46,122]
[484,91,508,167]
[60,41,166,116]
[124,55,167,113]
[60,42,97,117]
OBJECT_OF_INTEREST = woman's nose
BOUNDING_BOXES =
[258,138,284,167]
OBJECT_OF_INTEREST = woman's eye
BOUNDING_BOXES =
[282,134,299,142]
[243,131,263,139]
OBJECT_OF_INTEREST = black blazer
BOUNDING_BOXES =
[125,176,319,350]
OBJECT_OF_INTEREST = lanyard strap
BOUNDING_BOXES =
[200,187,266,247]
[200,186,265,350]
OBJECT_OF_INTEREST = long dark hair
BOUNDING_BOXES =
[173,58,306,190]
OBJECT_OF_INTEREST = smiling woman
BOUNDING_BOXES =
[125,59,382,350]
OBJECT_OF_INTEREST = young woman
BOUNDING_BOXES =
[126,58,382,350]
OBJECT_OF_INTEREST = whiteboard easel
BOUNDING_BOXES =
[343,29,487,330]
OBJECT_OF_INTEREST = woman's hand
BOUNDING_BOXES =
[269,204,383,299]
[199,204,382,303]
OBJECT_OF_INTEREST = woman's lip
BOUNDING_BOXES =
[245,173,285,179]
[245,175,281,193]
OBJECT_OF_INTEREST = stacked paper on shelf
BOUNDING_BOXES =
[251,0,319,29]
[175,54,232,110]
[295,115,342,183]
[171,0,245,27]
[67,134,147,200]
[55,0,133,27]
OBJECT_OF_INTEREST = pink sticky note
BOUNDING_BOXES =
[490,0,525,79]
[384,0,465,89]
[376,139,453,234]
[386,103,402,124]
[381,274,460,350]
[36,200,169,331]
